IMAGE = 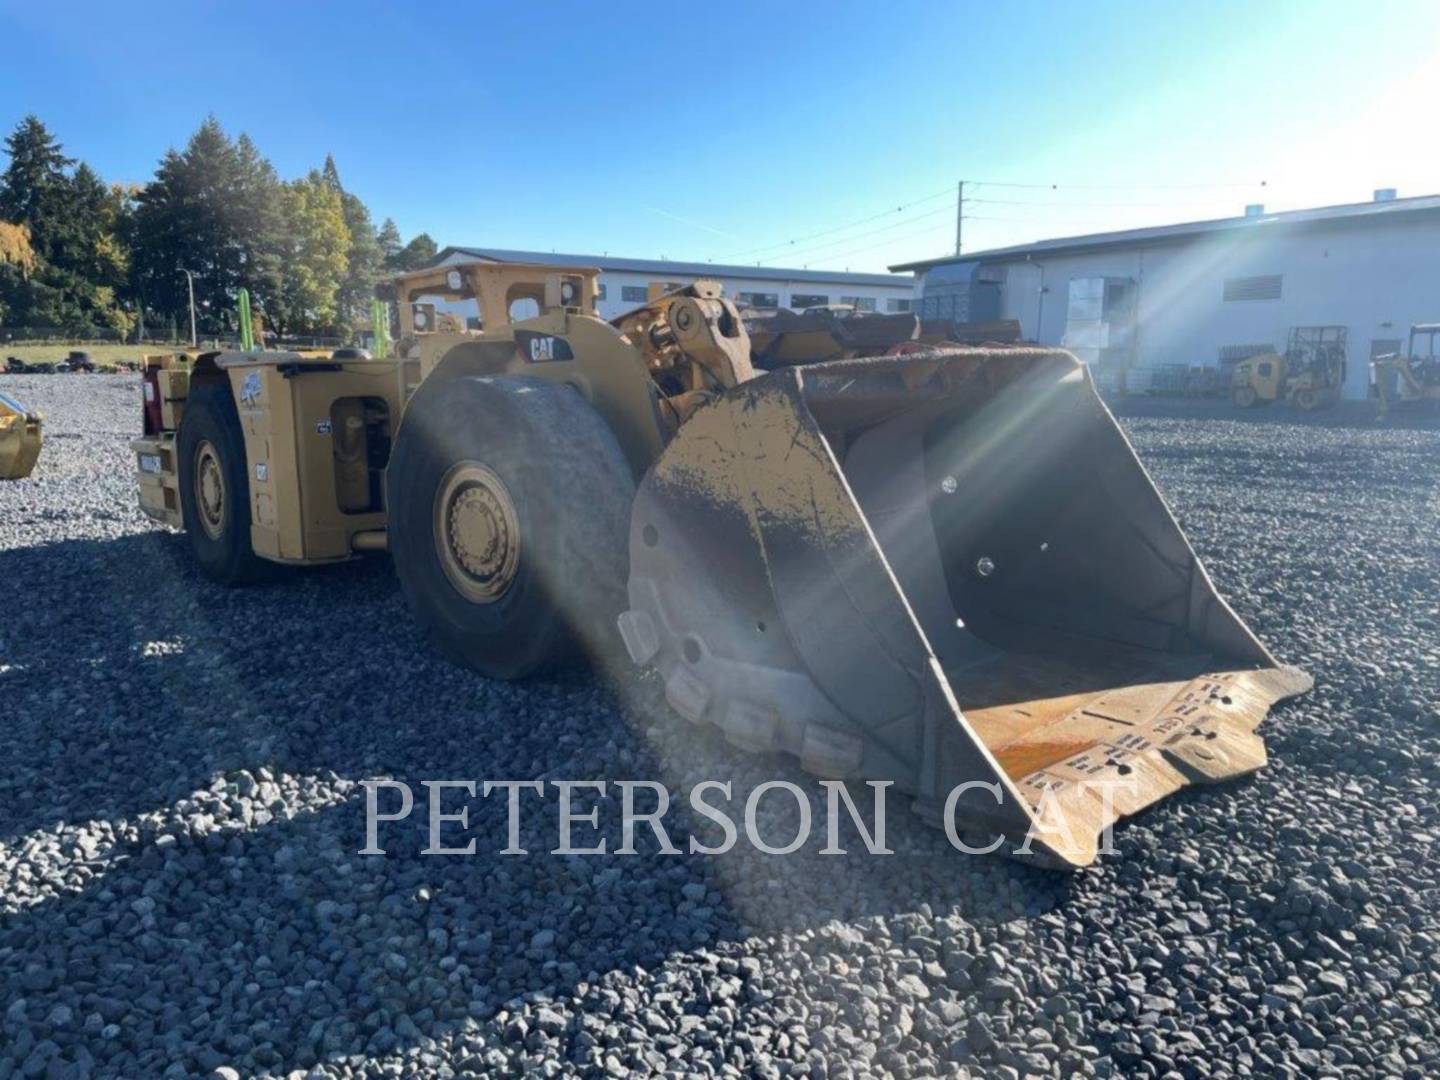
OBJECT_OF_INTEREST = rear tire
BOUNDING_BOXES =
[386,374,636,680]
[1232,384,1257,408]
[176,381,271,585]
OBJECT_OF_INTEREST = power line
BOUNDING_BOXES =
[800,206,1205,271]
[965,213,1143,226]
[718,185,954,261]
[704,175,1272,269]
[799,221,957,269]
[969,178,1266,191]
[749,205,952,265]
[968,196,1249,209]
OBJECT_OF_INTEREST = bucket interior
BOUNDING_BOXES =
[808,358,1266,782]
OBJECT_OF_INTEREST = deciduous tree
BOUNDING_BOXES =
[274,171,349,332]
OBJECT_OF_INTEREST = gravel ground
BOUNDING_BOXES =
[1,373,1437,1079]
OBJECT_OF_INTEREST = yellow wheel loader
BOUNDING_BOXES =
[131,261,1309,867]
[1372,323,1440,419]
[0,390,43,480]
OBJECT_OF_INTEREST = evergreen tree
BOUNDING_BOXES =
[232,133,286,324]
[0,114,404,340]
[0,116,131,331]
[392,232,437,272]
[0,116,72,251]
[131,117,280,335]
[132,118,242,332]
[320,154,384,329]
[377,217,403,266]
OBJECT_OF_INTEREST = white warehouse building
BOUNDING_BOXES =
[892,192,1440,400]
[433,245,916,321]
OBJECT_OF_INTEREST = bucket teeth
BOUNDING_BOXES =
[616,609,660,666]
[664,666,711,724]
[800,725,864,779]
[722,701,779,753]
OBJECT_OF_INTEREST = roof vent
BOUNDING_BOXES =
[1244,204,1265,218]
[1374,188,1397,202]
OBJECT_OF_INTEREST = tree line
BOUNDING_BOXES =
[0,115,438,339]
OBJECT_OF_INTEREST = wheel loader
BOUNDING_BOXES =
[130,260,1309,867]
[0,390,43,480]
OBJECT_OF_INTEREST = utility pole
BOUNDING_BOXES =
[179,268,198,347]
[954,180,965,256]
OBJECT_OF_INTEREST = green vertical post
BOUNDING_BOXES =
[371,299,390,359]
[238,288,255,352]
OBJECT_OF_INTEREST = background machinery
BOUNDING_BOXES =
[131,260,1309,866]
[1372,323,1440,419]
[1231,326,1347,409]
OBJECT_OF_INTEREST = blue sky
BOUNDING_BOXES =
[3,1,1438,272]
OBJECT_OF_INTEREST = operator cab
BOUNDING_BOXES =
[378,261,599,339]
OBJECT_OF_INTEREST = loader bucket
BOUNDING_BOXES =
[618,348,1310,867]
[0,391,43,481]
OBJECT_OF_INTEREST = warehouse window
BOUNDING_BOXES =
[841,296,877,312]
[791,293,829,309]
[1223,275,1282,302]
[737,291,780,309]
[621,286,647,303]
[886,298,912,313]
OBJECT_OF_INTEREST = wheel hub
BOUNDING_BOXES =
[434,462,520,603]
[194,441,225,540]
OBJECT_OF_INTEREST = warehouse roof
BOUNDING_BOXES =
[889,192,1440,272]
[434,246,913,289]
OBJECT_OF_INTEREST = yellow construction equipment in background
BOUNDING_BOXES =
[1231,326,1347,409]
[0,390,43,480]
[130,261,1310,867]
[1372,323,1440,419]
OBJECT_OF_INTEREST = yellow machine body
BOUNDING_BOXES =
[132,351,406,562]
[1373,323,1440,418]
[131,262,1310,866]
[0,390,43,480]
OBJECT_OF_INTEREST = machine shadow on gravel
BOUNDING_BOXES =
[1,528,1086,1074]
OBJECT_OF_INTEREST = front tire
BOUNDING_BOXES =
[386,375,636,679]
[176,382,270,585]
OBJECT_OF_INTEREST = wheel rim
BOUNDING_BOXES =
[194,440,226,540]
[434,462,521,604]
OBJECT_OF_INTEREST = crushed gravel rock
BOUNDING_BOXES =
[1,375,1436,1078]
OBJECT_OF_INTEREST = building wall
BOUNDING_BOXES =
[938,217,1440,400]
[584,269,915,320]
[434,252,916,322]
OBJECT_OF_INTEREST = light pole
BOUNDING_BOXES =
[179,268,198,347]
